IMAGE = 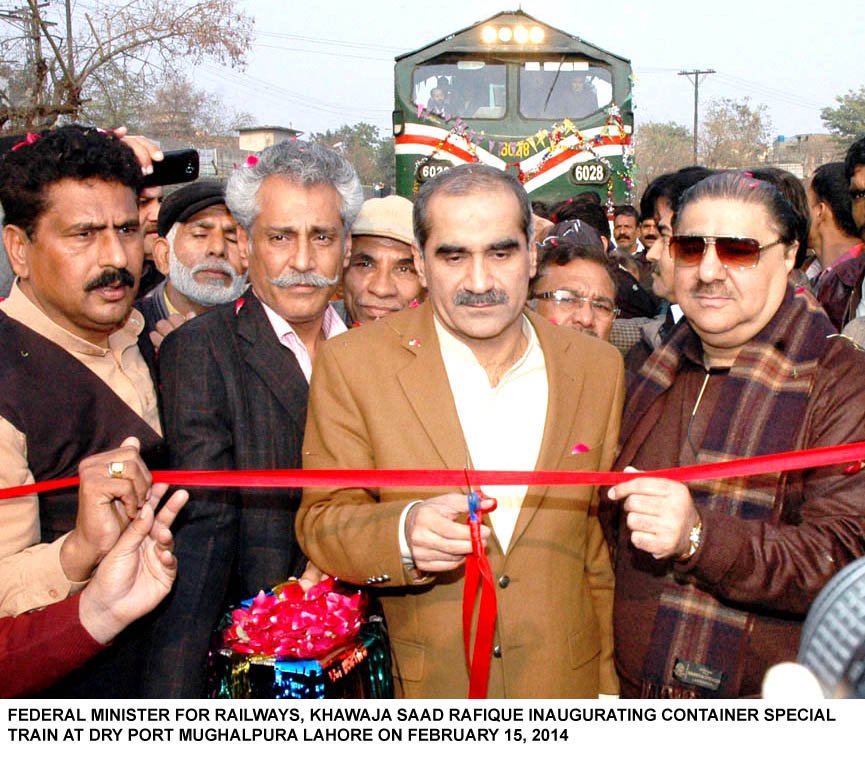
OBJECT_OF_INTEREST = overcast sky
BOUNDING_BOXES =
[193,0,865,141]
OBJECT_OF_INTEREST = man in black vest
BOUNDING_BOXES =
[0,125,164,696]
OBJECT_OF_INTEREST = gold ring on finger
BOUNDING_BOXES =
[108,461,125,479]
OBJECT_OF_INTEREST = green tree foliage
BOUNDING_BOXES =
[821,87,865,140]
[634,121,693,193]
[0,0,253,131]
[699,97,772,169]
[310,123,395,188]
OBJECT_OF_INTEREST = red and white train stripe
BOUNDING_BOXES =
[396,122,631,193]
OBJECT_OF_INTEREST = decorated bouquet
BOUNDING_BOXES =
[208,578,393,699]
[222,578,365,658]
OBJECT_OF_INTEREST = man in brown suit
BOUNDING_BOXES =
[298,164,624,698]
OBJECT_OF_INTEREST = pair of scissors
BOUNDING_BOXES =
[464,453,497,521]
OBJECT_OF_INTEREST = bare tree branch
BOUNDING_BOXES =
[1,0,254,130]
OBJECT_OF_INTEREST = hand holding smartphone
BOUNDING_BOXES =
[143,149,200,188]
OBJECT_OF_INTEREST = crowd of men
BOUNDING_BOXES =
[2,122,865,700]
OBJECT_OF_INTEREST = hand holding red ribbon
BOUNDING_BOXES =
[5,441,865,700]
[5,440,865,500]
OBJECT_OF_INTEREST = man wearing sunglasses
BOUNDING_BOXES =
[602,171,865,698]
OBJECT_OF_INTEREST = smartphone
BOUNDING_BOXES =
[144,148,199,188]
[0,135,200,189]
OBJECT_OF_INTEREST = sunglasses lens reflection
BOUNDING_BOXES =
[671,236,761,269]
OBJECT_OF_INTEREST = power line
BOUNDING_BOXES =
[195,62,391,127]
[254,42,392,63]
[257,31,403,53]
[712,72,824,111]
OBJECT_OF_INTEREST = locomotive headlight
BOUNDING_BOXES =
[481,23,544,44]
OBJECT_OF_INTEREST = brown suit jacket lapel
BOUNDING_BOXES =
[394,303,468,473]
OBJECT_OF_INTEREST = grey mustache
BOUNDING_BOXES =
[191,259,240,278]
[268,271,338,288]
[454,289,509,306]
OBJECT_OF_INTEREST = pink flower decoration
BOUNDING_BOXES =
[245,155,259,167]
[11,132,41,151]
[223,579,365,659]
[408,338,421,347]
[408,299,420,309]
[234,296,246,315]
[571,443,589,454]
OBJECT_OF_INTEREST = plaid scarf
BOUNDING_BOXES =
[622,285,833,697]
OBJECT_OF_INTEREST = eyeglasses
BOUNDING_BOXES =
[669,235,784,270]
[532,289,620,317]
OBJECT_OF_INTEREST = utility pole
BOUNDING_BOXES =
[64,0,73,76]
[678,69,715,164]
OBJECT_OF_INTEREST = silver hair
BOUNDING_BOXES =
[165,223,180,250]
[225,140,363,234]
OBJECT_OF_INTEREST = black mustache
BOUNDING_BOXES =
[85,268,136,291]
[691,282,731,298]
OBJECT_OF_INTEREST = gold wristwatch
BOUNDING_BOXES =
[677,516,703,562]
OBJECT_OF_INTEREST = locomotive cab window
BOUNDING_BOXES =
[413,60,507,119]
[519,61,612,120]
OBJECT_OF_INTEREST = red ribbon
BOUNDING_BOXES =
[4,440,865,500]
[5,441,865,699]
[462,491,498,699]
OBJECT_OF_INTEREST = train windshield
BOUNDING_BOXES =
[519,60,612,120]
[413,60,507,119]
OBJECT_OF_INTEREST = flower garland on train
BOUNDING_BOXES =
[411,111,483,195]
[412,104,635,206]
[517,106,635,211]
